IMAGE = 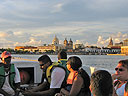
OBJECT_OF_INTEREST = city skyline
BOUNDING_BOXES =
[0,0,128,48]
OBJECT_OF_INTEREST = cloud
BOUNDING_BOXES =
[0,32,9,38]
[51,3,64,13]
[75,40,82,44]
[97,36,110,47]
[13,31,24,36]
[14,37,42,47]
[97,32,128,47]
[0,0,128,48]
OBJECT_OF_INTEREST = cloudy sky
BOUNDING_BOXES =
[0,0,128,48]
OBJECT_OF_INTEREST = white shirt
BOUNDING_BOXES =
[50,67,65,88]
[2,65,20,95]
[116,83,125,96]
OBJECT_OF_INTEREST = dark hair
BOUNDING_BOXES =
[38,55,52,64]
[90,70,113,96]
[78,68,91,95]
[68,56,82,70]
[58,50,67,60]
[118,59,128,69]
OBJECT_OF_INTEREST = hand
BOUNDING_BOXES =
[55,93,63,96]
[112,74,121,80]
[22,90,33,96]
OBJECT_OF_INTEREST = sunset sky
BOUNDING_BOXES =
[0,0,128,48]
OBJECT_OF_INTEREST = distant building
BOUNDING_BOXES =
[121,46,128,55]
[123,39,128,46]
[15,36,73,53]
[15,46,37,52]
[107,37,113,48]
[64,38,73,52]
[38,36,65,52]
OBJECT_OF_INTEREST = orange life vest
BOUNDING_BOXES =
[67,71,78,84]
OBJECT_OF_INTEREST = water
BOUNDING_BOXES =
[11,54,128,74]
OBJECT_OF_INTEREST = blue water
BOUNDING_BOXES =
[12,54,128,73]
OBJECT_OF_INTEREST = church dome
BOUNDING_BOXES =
[69,38,73,44]
[52,35,59,45]
[64,38,68,45]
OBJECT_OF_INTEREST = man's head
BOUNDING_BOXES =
[115,59,128,81]
[1,51,11,64]
[90,70,113,96]
[38,55,52,71]
[58,50,67,60]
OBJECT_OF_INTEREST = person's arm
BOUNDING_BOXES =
[23,88,60,96]
[60,88,70,95]
[28,81,50,92]
[0,88,10,96]
[68,75,84,96]
[14,66,21,96]
[14,83,20,96]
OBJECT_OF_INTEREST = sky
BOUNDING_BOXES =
[0,0,128,48]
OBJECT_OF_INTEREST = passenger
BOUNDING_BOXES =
[57,50,69,79]
[112,59,128,96]
[0,51,21,96]
[55,56,91,96]
[90,70,113,96]
[23,54,66,96]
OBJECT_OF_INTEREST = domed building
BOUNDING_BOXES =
[15,35,73,53]
[64,38,73,52]
[52,35,59,45]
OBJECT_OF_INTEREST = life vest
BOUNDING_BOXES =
[46,62,68,84]
[67,70,78,84]
[0,64,16,90]
[58,59,70,80]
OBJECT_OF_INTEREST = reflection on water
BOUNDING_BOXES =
[12,54,128,74]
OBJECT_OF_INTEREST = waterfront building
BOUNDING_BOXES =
[121,46,128,55]
[107,37,113,48]
[15,36,73,53]
[37,36,65,52]
[123,39,128,46]
[64,38,73,52]
[106,37,121,54]
[73,43,85,52]
[85,46,101,55]
[15,46,37,52]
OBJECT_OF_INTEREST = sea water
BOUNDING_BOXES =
[11,54,128,74]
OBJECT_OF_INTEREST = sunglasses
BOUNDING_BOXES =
[40,62,48,66]
[115,68,124,71]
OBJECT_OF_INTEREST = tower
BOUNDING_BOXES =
[69,38,73,49]
[64,38,68,47]
[108,37,113,48]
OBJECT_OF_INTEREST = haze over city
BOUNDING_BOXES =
[0,0,128,48]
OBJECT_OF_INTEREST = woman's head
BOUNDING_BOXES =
[67,56,82,71]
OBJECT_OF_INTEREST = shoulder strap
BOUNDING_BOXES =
[9,64,16,90]
[0,65,5,88]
